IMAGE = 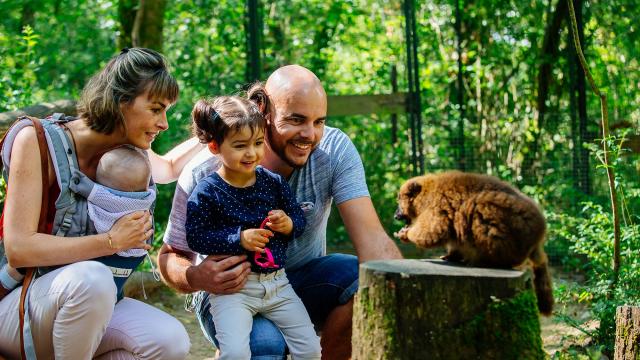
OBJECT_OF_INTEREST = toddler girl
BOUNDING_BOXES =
[185,96,321,360]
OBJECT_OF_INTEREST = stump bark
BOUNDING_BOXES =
[615,306,640,360]
[352,259,544,360]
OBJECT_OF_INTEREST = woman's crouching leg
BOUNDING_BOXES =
[0,261,117,360]
[94,297,190,360]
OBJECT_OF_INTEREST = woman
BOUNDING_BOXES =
[0,48,195,359]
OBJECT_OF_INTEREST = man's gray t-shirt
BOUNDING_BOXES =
[163,126,369,270]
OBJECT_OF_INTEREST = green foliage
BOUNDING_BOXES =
[550,345,607,360]
[0,0,638,244]
[551,201,640,353]
[548,150,640,355]
[0,7,639,355]
[0,25,40,111]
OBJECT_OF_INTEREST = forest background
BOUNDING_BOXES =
[0,0,638,357]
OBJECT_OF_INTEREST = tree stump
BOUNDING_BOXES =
[615,306,640,360]
[352,259,544,360]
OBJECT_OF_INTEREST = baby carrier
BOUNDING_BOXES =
[0,114,156,360]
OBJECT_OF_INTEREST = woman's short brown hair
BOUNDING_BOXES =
[77,48,179,134]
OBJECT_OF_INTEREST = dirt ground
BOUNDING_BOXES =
[138,284,590,360]
[136,287,215,360]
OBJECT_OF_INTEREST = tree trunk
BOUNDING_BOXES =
[118,0,137,49]
[454,0,466,171]
[522,0,567,184]
[615,306,640,360]
[353,259,544,360]
[19,0,36,32]
[567,40,580,191]
[309,2,344,80]
[131,0,166,52]
[573,0,591,195]
[245,0,263,83]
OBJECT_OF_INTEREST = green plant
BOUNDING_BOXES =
[550,345,607,360]
[0,25,40,111]
[549,189,639,354]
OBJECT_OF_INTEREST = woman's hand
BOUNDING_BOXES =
[109,211,153,251]
[266,210,293,235]
[240,228,272,252]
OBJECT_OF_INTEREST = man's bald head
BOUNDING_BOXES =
[265,65,326,103]
[259,65,327,171]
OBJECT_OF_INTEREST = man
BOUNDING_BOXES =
[158,65,402,359]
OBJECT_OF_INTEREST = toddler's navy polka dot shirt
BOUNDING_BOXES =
[186,166,306,273]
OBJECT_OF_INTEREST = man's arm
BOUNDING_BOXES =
[157,243,250,294]
[337,197,403,262]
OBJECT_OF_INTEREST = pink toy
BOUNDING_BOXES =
[254,217,280,269]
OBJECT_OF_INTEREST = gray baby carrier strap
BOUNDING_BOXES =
[41,115,94,239]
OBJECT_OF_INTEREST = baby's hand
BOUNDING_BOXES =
[241,228,273,252]
[266,210,293,236]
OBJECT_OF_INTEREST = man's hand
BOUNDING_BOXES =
[266,209,293,235]
[240,228,273,252]
[186,254,251,294]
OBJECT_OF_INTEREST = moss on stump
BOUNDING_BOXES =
[352,259,544,360]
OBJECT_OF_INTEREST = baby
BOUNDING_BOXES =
[87,146,157,296]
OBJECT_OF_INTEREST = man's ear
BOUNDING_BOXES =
[208,141,220,154]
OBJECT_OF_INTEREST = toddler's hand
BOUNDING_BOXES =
[241,228,273,252]
[266,210,293,236]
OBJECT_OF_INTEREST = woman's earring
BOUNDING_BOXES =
[208,142,218,154]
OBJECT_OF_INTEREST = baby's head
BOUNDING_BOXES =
[96,146,151,192]
[191,96,265,152]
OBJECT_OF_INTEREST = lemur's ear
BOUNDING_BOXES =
[406,181,422,198]
[208,141,219,154]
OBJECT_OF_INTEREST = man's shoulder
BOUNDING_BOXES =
[319,126,351,148]
[312,126,359,163]
[177,149,219,193]
[190,172,218,194]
